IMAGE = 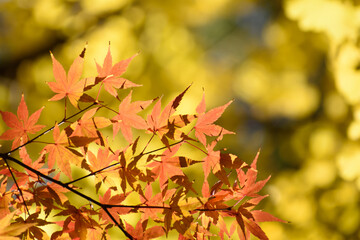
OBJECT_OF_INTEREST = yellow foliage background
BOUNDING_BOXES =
[1,0,360,239]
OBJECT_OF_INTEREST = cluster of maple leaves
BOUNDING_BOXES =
[0,44,285,240]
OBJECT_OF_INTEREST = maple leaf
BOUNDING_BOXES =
[200,181,230,226]
[96,45,140,97]
[14,213,52,240]
[118,150,147,193]
[111,91,152,142]
[225,202,286,240]
[68,107,111,145]
[146,97,170,138]
[234,151,271,199]
[147,144,184,191]
[251,210,287,223]
[19,145,53,181]
[139,183,176,221]
[125,219,165,240]
[0,94,45,150]
[87,148,119,190]
[212,152,286,240]
[0,166,29,192]
[0,178,11,219]
[47,47,87,107]
[45,173,70,205]
[0,212,34,240]
[163,196,195,237]
[194,93,234,146]
[43,124,83,179]
[202,141,221,179]
[54,204,100,240]
[146,86,193,147]
[99,189,131,224]
[87,227,110,240]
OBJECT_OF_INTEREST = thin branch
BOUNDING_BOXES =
[104,203,233,212]
[2,158,30,216]
[67,140,184,185]
[103,204,171,210]
[142,140,183,156]
[103,203,232,212]
[195,207,232,212]
[65,162,121,185]
[95,102,118,115]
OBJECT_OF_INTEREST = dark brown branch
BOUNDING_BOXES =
[65,162,121,185]
[0,153,133,240]
[3,158,30,216]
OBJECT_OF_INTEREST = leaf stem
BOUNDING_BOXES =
[140,133,155,155]
[184,140,207,155]
[95,83,103,102]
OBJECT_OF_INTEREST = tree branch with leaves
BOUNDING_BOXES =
[0,44,286,240]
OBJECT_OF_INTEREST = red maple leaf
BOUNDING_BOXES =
[47,47,87,107]
[111,91,152,142]
[96,45,140,97]
[194,93,234,146]
[0,94,45,150]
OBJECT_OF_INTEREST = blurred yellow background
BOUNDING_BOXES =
[1,0,360,239]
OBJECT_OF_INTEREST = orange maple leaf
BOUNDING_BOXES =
[43,124,82,179]
[111,91,152,142]
[69,107,111,142]
[233,151,271,199]
[139,184,176,221]
[47,47,87,107]
[0,94,45,150]
[194,93,234,146]
[202,141,221,179]
[99,189,131,224]
[96,45,140,97]
[0,212,34,239]
[87,147,119,189]
[147,144,184,191]
[125,219,165,240]
[20,145,53,181]
[146,86,193,148]
[225,199,287,240]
